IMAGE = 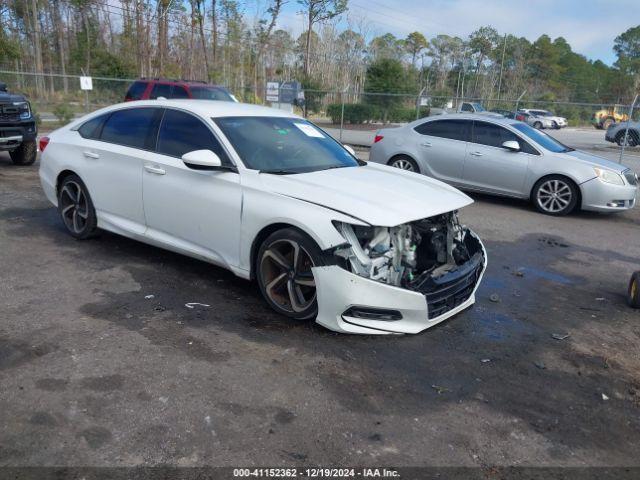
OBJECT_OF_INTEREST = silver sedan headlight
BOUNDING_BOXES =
[594,167,625,186]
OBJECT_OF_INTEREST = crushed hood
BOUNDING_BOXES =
[259,162,473,226]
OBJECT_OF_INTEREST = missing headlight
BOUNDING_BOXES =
[333,211,484,292]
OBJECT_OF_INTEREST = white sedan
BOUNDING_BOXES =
[39,100,486,334]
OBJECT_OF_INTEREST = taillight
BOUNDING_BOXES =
[374,135,384,143]
[39,136,50,152]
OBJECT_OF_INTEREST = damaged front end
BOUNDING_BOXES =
[329,210,485,325]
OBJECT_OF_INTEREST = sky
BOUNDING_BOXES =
[270,0,638,65]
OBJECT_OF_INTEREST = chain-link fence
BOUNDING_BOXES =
[2,69,638,162]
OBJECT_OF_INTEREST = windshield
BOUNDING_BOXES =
[215,116,360,173]
[473,103,486,112]
[190,86,234,102]
[513,123,573,153]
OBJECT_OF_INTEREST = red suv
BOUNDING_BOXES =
[125,78,237,102]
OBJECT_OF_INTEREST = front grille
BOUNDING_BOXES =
[0,112,20,122]
[624,170,638,186]
[422,253,484,319]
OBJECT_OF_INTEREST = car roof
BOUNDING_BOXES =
[418,113,520,125]
[103,99,300,119]
[136,78,226,88]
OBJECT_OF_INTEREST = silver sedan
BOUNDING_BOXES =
[369,114,638,215]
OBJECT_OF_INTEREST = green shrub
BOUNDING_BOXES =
[53,103,75,125]
[327,103,380,124]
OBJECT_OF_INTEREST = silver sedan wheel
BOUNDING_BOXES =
[260,239,316,313]
[536,179,572,213]
[391,158,415,171]
[59,181,89,234]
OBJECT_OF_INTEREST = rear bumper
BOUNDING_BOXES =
[313,234,487,335]
[0,120,37,150]
[580,177,637,212]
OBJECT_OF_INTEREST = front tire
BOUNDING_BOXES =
[533,121,542,130]
[9,140,37,166]
[256,228,325,320]
[602,118,614,130]
[388,155,419,173]
[532,175,578,216]
[629,272,640,308]
[57,174,98,239]
[616,131,637,147]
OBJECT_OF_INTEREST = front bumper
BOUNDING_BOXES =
[313,235,487,335]
[580,177,637,212]
[0,118,37,151]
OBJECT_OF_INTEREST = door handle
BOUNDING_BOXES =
[144,165,166,175]
[470,151,483,157]
[83,151,100,159]
[421,141,432,147]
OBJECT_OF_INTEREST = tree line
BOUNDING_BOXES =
[0,0,639,110]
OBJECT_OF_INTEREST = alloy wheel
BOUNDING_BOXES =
[59,181,89,234]
[260,239,316,313]
[391,158,415,171]
[536,179,572,214]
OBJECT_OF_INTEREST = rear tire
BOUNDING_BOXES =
[57,174,98,239]
[533,121,542,130]
[629,272,640,308]
[256,228,325,320]
[388,155,420,173]
[9,140,37,166]
[532,175,579,216]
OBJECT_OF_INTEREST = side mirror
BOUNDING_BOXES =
[502,140,520,152]
[343,145,356,156]
[181,149,222,169]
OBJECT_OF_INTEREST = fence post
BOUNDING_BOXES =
[416,87,426,120]
[339,86,348,143]
[619,94,638,164]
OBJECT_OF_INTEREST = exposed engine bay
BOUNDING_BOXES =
[334,211,484,292]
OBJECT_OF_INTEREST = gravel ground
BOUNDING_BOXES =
[0,150,639,469]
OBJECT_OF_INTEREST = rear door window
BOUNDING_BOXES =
[125,81,147,101]
[149,83,173,99]
[100,108,162,150]
[171,86,190,99]
[156,109,230,164]
[414,119,471,142]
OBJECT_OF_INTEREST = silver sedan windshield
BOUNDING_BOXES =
[513,123,572,153]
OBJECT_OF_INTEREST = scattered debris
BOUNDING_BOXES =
[158,396,169,404]
[514,270,525,277]
[602,393,609,401]
[480,358,491,363]
[551,333,570,341]
[595,297,606,302]
[534,361,546,370]
[154,305,166,312]
[431,384,450,395]
[489,293,500,303]
[144,294,155,299]
[185,302,211,309]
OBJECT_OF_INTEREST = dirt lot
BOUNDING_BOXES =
[1,152,640,470]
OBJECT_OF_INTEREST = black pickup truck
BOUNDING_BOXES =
[0,82,37,165]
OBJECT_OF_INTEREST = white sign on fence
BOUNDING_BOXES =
[80,76,93,91]
[266,82,279,102]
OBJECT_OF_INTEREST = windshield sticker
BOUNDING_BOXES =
[294,123,324,138]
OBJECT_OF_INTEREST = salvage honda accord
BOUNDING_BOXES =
[39,100,486,334]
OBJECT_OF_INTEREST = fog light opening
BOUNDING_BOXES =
[343,307,403,321]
